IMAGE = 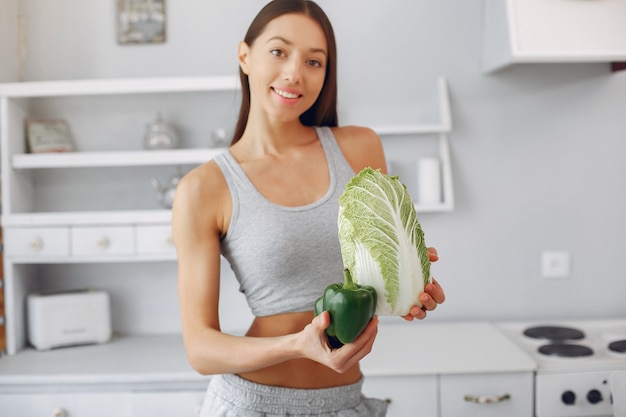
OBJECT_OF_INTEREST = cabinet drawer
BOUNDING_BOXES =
[136,224,175,256]
[71,226,135,256]
[362,375,438,417]
[0,392,131,417]
[3,227,70,258]
[131,390,205,416]
[440,372,533,417]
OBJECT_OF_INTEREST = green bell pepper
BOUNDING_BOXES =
[314,268,377,348]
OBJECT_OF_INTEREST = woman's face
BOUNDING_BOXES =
[239,13,328,124]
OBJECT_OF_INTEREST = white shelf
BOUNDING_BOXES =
[12,148,226,169]
[2,210,172,227]
[0,75,240,97]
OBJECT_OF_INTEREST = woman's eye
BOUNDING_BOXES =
[307,59,323,68]
[270,49,285,57]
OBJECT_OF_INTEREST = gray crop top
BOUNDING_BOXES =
[213,127,356,317]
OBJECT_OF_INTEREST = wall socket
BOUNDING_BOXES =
[541,251,571,278]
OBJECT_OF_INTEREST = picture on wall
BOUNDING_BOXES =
[117,0,166,44]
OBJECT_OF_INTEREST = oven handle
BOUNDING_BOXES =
[464,393,511,404]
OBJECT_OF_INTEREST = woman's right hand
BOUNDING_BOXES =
[299,311,379,373]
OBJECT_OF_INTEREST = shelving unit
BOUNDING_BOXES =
[1,76,240,357]
[375,77,454,213]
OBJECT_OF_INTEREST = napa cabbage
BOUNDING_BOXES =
[338,167,431,316]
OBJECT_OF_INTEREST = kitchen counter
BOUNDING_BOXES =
[362,320,536,376]
[0,321,536,393]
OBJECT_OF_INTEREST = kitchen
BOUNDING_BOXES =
[0,0,626,416]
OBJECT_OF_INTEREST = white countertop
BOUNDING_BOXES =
[361,321,536,376]
[0,322,536,391]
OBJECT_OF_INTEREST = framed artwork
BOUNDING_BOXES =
[26,119,75,153]
[117,0,166,44]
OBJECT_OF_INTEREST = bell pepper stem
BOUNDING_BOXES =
[343,268,357,290]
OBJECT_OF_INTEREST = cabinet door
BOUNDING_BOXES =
[0,392,131,417]
[136,224,175,256]
[71,226,135,256]
[131,390,205,416]
[362,375,438,417]
[510,0,626,54]
[3,227,70,258]
[440,372,533,417]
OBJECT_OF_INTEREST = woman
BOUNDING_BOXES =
[172,1,445,415]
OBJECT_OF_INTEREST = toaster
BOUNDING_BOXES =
[27,289,112,351]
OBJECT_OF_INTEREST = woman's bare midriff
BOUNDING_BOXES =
[236,311,363,389]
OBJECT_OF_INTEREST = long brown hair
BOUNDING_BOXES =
[231,0,338,144]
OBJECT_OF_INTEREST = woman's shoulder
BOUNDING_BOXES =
[329,125,387,173]
[330,125,378,142]
[177,159,226,201]
[172,159,231,234]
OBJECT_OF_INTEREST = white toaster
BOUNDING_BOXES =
[27,289,112,351]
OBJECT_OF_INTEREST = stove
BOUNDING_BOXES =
[496,319,626,417]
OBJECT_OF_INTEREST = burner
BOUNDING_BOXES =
[609,340,626,353]
[523,325,585,341]
[538,343,594,358]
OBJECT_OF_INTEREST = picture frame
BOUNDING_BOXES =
[25,119,75,153]
[117,0,166,44]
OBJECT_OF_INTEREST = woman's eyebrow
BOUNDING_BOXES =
[266,36,327,56]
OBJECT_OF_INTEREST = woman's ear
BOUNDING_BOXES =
[238,41,250,75]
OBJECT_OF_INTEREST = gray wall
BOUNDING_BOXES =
[4,0,626,325]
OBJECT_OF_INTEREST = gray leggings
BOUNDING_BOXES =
[199,373,388,417]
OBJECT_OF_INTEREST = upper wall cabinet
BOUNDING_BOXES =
[482,0,626,73]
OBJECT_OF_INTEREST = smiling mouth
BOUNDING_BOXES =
[272,87,301,99]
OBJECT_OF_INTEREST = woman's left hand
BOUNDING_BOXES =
[402,247,446,321]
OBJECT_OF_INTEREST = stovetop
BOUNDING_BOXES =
[495,319,626,374]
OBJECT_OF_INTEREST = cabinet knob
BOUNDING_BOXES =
[97,236,111,248]
[464,393,511,404]
[30,237,44,250]
[52,407,67,417]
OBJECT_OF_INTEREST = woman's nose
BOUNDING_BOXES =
[283,59,303,84]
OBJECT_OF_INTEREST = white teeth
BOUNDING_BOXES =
[274,89,299,99]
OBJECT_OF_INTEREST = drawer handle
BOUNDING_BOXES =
[464,393,511,404]
[52,407,67,417]
[30,237,44,251]
[97,236,111,248]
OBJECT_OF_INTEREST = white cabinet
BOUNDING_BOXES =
[482,0,626,72]
[0,392,132,417]
[362,375,438,417]
[440,372,534,417]
[136,224,176,256]
[363,372,534,417]
[0,390,208,417]
[3,227,70,258]
[131,390,205,416]
[71,226,135,257]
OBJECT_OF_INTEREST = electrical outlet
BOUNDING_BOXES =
[541,251,571,278]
